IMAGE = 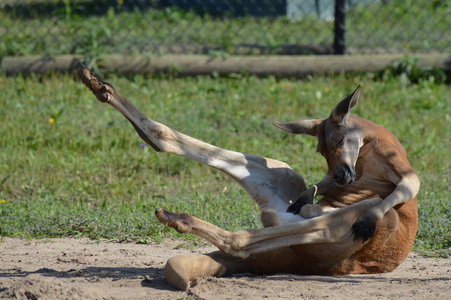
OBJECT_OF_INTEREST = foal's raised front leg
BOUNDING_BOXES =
[79,66,306,225]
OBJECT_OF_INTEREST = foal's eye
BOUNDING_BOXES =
[336,137,345,147]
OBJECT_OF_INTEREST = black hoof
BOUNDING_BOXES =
[352,219,377,244]
[154,207,161,216]
[286,201,302,215]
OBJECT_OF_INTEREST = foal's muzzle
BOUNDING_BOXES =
[333,165,356,186]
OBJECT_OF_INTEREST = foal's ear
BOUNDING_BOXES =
[273,119,323,137]
[330,85,361,125]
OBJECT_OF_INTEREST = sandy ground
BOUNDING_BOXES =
[0,237,450,300]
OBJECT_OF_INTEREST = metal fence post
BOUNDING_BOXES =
[334,0,346,54]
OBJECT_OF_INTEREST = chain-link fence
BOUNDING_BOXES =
[1,0,450,57]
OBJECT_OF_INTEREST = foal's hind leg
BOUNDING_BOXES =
[155,197,383,258]
[79,66,307,225]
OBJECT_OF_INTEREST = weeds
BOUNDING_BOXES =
[1,1,450,57]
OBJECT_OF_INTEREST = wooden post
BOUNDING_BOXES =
[334,0,346,55]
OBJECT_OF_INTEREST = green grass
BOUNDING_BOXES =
[0,0,450,57]
[0,72,450,257]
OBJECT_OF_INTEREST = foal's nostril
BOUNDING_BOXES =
[333,166,355,186]
[333,169,345,181]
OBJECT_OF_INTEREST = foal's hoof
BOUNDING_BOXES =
[155,208,193,234]
[286,201,303,215]
[300,204,323,219]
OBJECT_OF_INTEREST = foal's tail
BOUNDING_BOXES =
[164,251,242,290]
[165,248,300,290]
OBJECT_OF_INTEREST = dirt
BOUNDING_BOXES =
[0,238,450,300]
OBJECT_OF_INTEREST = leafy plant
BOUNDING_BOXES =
[377,55,448,85]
